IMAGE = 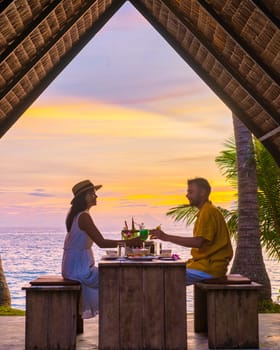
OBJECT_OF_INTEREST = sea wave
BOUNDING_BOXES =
[0,228,279,311]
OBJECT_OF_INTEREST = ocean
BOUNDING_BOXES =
[0,227,279,312]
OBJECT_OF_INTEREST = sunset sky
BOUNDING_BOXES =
[0,3,235,232]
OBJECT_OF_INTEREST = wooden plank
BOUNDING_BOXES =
[47,290,77,349]
[119,266,143,349]
[142,266,165,350]
[207,289,259,349]
[194,284,207,333]
[201,274,251,284]
[99,265,120,350]
[25,290,48,350]
[25,289,78,350]
[30,275,81,286]
[196,281,262,290]
[164,265,187,350]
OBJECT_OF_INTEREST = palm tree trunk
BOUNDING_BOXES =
[231,115,271,300]
[0,255,11,306]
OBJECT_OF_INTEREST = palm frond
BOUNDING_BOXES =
[217,206,238,239]
[166,204,198,225]
[215,137,238,188]
[254,139,280,259]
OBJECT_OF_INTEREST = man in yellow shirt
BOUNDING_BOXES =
[150,178,233,284]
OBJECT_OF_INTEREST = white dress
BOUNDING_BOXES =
[62,211,99,319]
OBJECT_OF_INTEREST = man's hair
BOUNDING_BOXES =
[187,177,211,196]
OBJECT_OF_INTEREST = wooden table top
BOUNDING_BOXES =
[98,258,186,267]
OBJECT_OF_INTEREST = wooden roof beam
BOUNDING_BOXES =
[131,0,280,166]
[197,0,280,84]
[0,0,126,137]
[154,0,280,125]
[259,126,280,142]
[130,0,265,138]
[0,0,64,63]
[0,0,118,100]
[0,0,14,13]
[250,0,280,28]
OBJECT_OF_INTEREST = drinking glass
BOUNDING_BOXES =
[140,229,149,248]
[117,242,126,257]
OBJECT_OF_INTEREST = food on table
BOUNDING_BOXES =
[121,217,139,240]
[127,248,149,257]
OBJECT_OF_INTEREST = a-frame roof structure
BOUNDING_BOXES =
[0,0,280,164]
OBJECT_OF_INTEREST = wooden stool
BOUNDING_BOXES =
[23,275,82,350]
[194,274,262,349]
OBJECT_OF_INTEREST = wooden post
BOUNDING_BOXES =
[194,284,207,333]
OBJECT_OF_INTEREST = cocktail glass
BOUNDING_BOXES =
[140,229,149,248]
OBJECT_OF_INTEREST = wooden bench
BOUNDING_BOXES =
[194,274,262,349]
[22,275,83,350]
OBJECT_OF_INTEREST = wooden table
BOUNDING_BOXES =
[99,258,187,350]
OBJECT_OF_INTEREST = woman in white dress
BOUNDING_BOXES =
[62,179,140,319]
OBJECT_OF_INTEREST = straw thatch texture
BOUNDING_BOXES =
[0,0,280,165]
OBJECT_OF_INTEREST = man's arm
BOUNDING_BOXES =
[149,229,206,248]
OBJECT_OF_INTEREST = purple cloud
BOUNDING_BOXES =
[28,189,54,198]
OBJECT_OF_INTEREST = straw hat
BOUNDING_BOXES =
[72,180,102,198]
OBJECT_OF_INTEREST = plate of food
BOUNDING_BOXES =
[157,253,180,261]
[126,255,154,261]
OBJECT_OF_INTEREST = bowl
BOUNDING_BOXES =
[160,249,172,258]
[106,250,118,257]
[131,248,149,256]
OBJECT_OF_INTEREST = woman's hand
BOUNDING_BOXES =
[149,228,168,241]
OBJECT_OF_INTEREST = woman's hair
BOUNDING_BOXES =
[66,191,89,232]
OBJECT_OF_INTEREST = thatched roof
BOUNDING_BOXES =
[0,0,280,164]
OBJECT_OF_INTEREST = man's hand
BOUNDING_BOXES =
[149,228,168,241]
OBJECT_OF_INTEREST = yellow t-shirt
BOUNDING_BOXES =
[187,201,233,277]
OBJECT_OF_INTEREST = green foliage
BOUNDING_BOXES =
[167,204,198,224]
[166,137,280,260]
[254,140,280,259]
[215,138,238,187]
[216,206,238,240]
[258,299,280,313]
[216,137,280,260]
[0,305,25,316]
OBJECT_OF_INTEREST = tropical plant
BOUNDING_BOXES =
[216,137,280,260]
[167,136,280,260]
[167,118,280,300]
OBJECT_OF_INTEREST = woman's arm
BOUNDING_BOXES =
[78,212,141,248]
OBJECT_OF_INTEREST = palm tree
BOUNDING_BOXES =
[230,115,271,300]
[0,255,11,306]
[254,141,280,259]
[167,117,274,300]
[216,138,280,260]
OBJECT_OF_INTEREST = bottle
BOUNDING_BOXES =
[117,242,126,257]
